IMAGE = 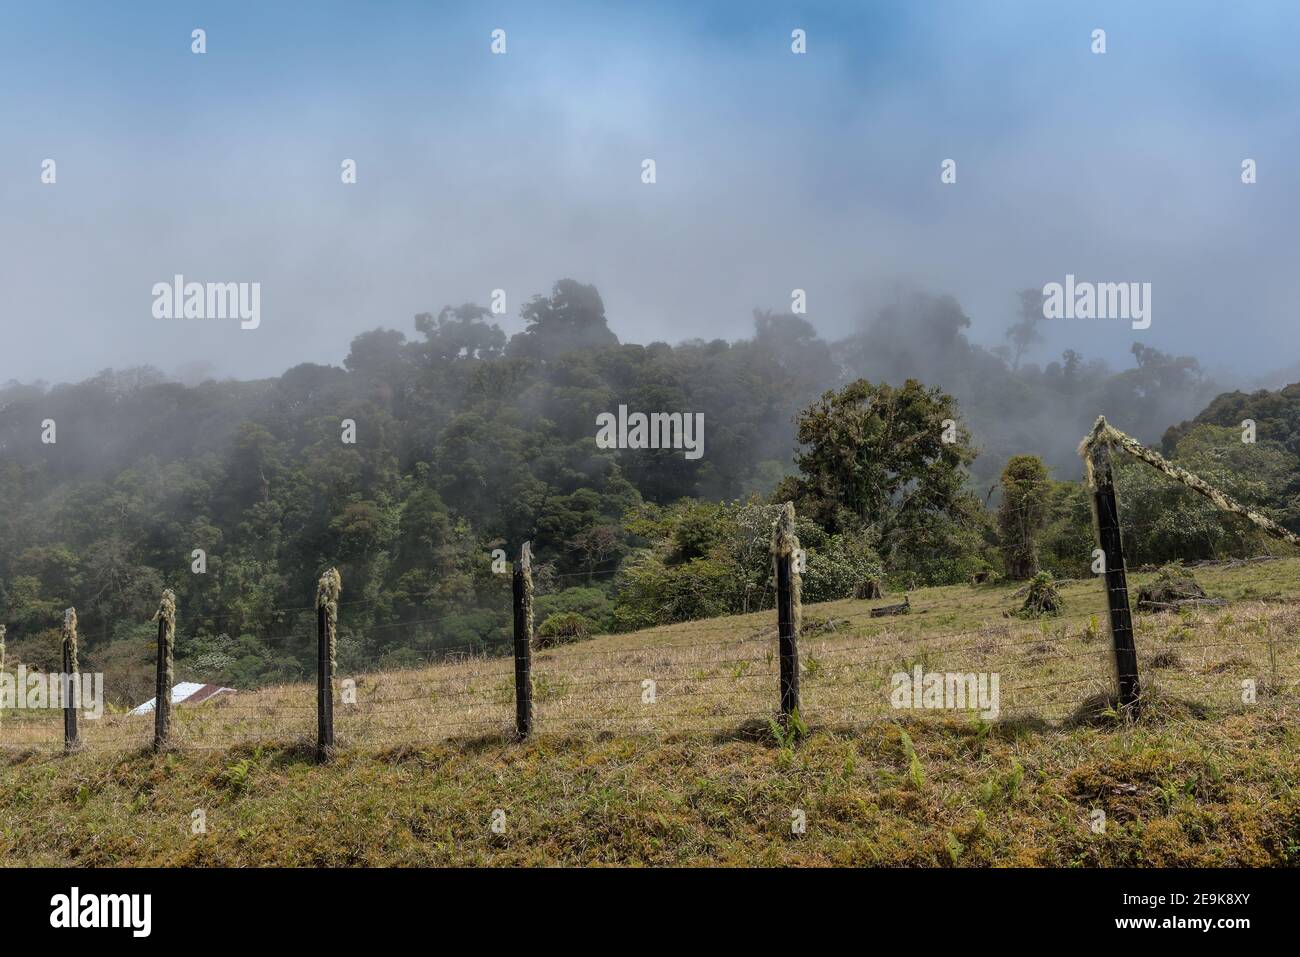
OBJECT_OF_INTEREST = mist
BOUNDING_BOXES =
[3,1,1299,390]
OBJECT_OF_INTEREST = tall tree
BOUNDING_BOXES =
[508,279,619,361]
[1005,288,1046,371]
[996,454,1050,579]
[780,378,977,541]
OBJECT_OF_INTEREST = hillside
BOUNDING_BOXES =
[0,282,1237,697]
[4,559,1300,866]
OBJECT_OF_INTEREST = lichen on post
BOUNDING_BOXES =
[152,589,177,750]
[317,567,343,671]
[61,607,79,674]
[1079,415,1300,548]
[513,542,535,739]
[771,502,802,636]
[316,567,343,758]
[61,607,80,750]
[1078,413,1300,716]
[516,541,534,633]
[771,502,802,725]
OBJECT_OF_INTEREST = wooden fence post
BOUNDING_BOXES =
[772,503,802,727]
[1087,439,1141,716]
[1,624,6,732]
[513,542,534,740]
[61,608,80,751]
[152,589,177,750]
[316,567,342,759]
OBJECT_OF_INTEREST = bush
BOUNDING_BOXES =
[377,647,425,671]
[1116,424,1293,565]
[534,586,614,633]
[432,610,510,657]
[1136,565,1208,613]
[536,612,593,648]
[613,552,743,630]
[1038,481,1094,578]
[799,526,884,604]
[887,505,997,586]
[1016,571,1062,618]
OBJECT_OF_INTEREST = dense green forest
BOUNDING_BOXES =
[1,279,1295,703]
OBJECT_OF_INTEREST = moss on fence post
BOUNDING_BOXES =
[772,502,802,727]
[316,567,342,759]
[1081,415,1300,548]
[61,608,80,751]
[772,502,802,634]
[152,589,177,750]
[513,542,535,739]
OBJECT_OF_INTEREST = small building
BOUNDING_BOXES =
[129,682,236,716]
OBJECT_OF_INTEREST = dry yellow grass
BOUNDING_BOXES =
[4,558,1298,753]
[4,558,1299,868]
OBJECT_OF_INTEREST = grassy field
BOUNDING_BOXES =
[3,558,1300,866]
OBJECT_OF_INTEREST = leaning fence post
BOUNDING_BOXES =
[1085,434,1141,716]
[512,541,534,740]
[772,503,802,727]
[316,567,342,759]
[61,608,80,751]
[152,589,177,750]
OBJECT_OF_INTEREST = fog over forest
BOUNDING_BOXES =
[5,2,1300,389]
[0,278,1227,485]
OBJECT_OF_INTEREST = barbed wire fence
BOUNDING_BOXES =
[3,420,1300,756]
[4,531,1298,756]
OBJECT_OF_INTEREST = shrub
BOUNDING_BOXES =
[1136,564,1208,612]
[1017,571,1062,618]
[613,552,744,630]
[536,612,593,648]
[800,526,884,604]
[534,586,614,633]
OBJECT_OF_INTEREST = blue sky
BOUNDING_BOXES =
[3,1,1299,385]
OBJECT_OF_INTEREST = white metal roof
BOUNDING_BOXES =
[129,682,225,716]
